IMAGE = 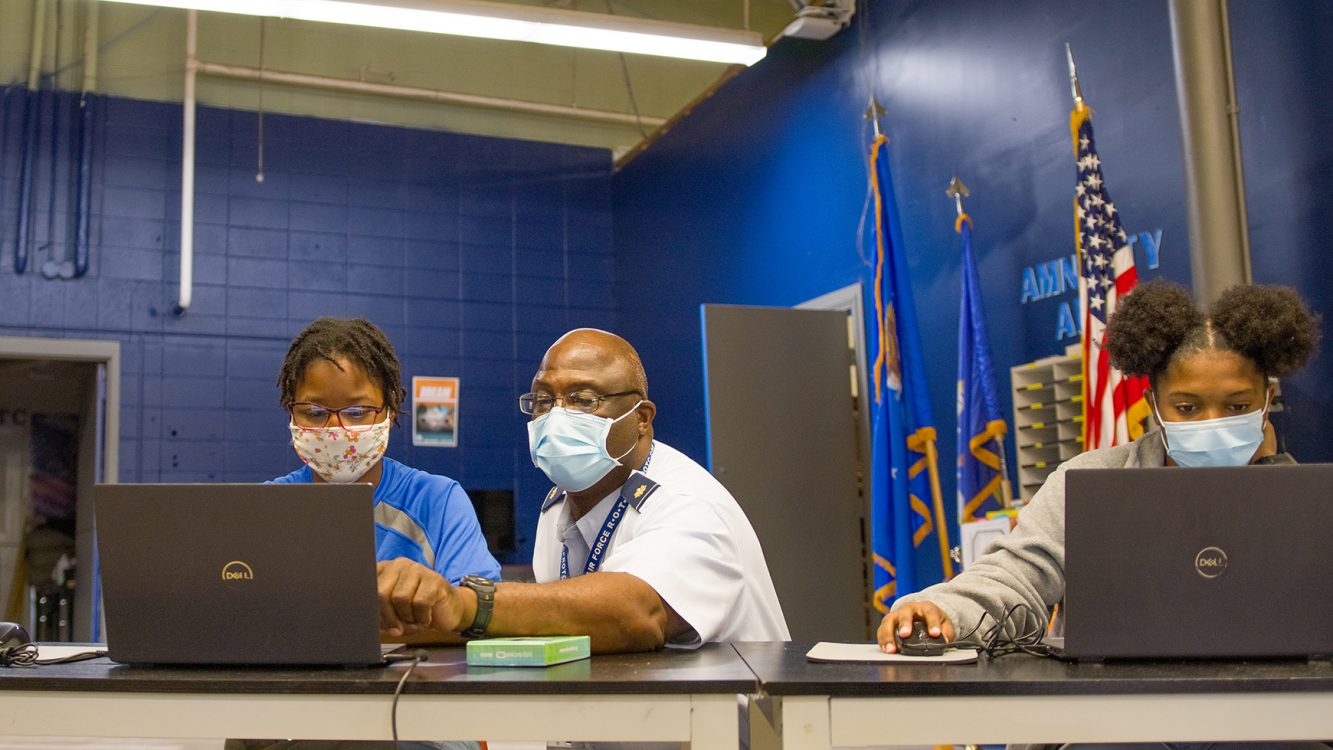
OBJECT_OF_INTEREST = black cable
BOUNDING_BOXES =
[1,644,109,667]
[390,649,429,741]
[952,603,1073,660]
[0,644,39,667]
[981,605,1056,658]
[603,0,647,138]
[949,614,990,646]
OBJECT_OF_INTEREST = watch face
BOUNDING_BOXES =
[463,575,494,590]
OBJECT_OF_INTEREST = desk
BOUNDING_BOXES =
[735,641,1333,748]
[0,644,753,747]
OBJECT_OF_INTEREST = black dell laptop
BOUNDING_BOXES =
[1064,464,1333,661]
[95,483,387,666]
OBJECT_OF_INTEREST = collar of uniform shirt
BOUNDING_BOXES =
[559,487,621,556]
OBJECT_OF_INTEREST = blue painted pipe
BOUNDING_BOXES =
[13,86,38,274]
[0,87,10,251]
[0,87,11,251]
[73,92,95,278]
[42,86,61,279]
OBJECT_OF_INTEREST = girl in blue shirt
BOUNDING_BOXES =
[270,317,499,590]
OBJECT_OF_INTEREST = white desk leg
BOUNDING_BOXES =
[746,695,781,750]
[690,694,741,750]
[777,696,831,750]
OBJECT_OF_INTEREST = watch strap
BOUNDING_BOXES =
[460,575,496,639]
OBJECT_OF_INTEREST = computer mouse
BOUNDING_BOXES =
[895,619,948,657]
[0,622,31,653]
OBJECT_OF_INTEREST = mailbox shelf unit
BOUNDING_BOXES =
[1011,346,1083,503]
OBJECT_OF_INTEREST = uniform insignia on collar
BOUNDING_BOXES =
[621,471,660,511]
[541,486,565,512]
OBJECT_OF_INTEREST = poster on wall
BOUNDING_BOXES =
[412,376,459,447]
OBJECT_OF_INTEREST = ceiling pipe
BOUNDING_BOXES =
[194,61,668,129]
[176,8,196,315]
[174,11,663,312]
[72,0,100,278]
[82,0,99,91]
[14,0,49,275]
[27,0,46,89]
[39,0,65,279]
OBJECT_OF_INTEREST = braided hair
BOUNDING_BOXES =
[1104,279,1321,385]
[278,317,406,424]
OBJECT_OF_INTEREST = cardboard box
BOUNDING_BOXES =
[466,635,591,667]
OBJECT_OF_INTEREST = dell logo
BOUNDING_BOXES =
[1194,547,1228,579]
[221,560,255,581]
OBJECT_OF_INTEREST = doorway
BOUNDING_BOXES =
[0,336,120,642]
[701,283,872,640]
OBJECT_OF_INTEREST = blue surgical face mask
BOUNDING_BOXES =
[1152,393,1270,468]
[527,401,643,492]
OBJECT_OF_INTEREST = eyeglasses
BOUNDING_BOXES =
[518,390,640,416]
[289,402,388,429]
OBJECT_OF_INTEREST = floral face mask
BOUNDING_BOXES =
[288,418,391,483]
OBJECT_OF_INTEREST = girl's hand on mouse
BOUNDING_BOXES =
[877,601,954,653]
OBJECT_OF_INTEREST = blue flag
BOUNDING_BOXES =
[868,134,951,613]
[955,215,1009,524]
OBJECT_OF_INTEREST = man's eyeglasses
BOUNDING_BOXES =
[289,402,388,429]
[517,390,640,416]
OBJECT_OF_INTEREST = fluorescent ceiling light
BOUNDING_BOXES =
[100,0,768,65]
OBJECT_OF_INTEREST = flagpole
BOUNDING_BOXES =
[1066,43,1151,451]
[865,95,886,139]
[866,95,955,591]
[865,92,896,609]
[923,439,954,579]
[949,180,1014,518]
[946,174,970,225]
[1065,42,1084,111]
[948,176,1015,511]
[1067,42,1093,453]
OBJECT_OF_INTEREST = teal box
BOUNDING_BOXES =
[466,636,591,667]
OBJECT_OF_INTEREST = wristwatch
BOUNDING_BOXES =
[459,574,496,639]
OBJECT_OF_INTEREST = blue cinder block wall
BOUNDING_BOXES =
[1228,0,1333,464]
[0,90,613,563]
[613,0,1333,585]
[613,0,1195,522]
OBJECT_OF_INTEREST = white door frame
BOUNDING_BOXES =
[797,283,870,480]
[797,283,873,628]
[0,337,119,483]
[0,336,120,641]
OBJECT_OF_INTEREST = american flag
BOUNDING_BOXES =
[1073,103,1151,450]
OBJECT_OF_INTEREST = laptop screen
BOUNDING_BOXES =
[1063,464,1333,660]
[95,482,383,666]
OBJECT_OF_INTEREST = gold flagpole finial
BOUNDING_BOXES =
[1065,42,1084,107]
[865,95,886,138]
[946,175,971,218]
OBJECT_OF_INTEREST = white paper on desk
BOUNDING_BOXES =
[36,644,107,660]
[805,642,978,664]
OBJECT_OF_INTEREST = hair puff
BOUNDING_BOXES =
[1104,279,1205,378]
[1208,284,1321,378]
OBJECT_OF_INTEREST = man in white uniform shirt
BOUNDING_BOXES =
[376,328,789,650]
